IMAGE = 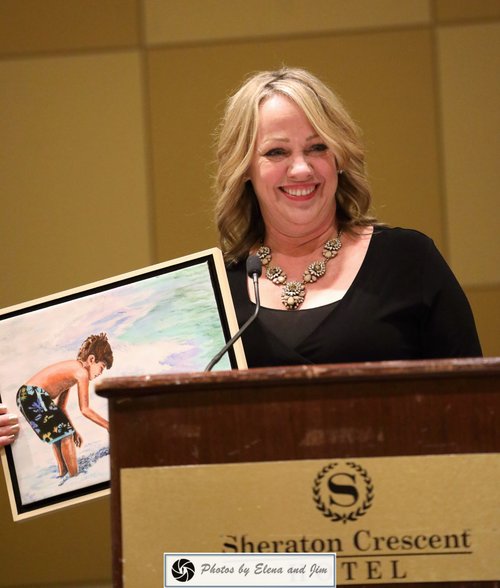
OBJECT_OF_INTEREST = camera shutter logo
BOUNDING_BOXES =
[172,558,196,582]
[313,461,374,523]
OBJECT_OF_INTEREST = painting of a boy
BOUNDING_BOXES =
[16,333,113,478]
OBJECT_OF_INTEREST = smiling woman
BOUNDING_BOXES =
[0,68,485,447]
[216,67,482,367]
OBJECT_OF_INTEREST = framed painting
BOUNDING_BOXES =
[0,248,246,520]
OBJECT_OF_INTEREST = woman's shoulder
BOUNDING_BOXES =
[224,258,247,296]
[371,225,435,250]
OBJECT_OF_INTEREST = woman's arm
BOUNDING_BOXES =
[421,238,482,358]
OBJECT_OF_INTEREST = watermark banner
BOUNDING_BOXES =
[164,553,336,587]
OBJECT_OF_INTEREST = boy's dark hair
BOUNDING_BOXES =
[77,333,114,368]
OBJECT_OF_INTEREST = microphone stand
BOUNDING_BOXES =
[205,262,261,372]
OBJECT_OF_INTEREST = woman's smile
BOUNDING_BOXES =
[280,183,319,199]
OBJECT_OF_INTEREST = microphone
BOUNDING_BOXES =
[205,255,262,371]
[246,254,263,282]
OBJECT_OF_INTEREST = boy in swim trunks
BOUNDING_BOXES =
[16,333,113,478]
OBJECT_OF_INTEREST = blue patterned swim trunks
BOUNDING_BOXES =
[16,385,75,444]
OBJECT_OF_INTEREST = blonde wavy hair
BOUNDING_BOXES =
[214,67,376,263]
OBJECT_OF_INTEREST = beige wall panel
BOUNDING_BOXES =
[435,0,500,22]
[145,0,431,45]
[0,478,111,586]
[0,52,151,309]
[0,0,139,55]
[438,23,500,286]
[466,286,500,357]
[148,29,443,261]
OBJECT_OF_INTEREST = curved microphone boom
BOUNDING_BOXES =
[204,255,262,371]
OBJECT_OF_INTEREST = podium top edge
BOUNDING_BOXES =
[96,357,500,398]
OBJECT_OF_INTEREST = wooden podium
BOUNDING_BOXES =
[96,358,500,588]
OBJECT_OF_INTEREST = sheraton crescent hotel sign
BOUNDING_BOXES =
[220,459,475,583]
[121,454,500,585]
[222,528,472,583]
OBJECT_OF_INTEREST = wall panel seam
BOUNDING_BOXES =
[0,45,140,63]
[430,13,451,259]
[144,22,434,51]
[138,1,158,264]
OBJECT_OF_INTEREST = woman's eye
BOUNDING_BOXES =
[263,148,287,158]
[308,143,328,153]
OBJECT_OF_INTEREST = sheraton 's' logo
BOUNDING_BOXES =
[313,461,374,524]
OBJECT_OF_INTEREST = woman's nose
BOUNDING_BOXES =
[288,155,313,179]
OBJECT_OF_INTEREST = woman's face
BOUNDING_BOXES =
[248,93,338,239]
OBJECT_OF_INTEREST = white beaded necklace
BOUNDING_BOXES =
[256,232,342,310]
